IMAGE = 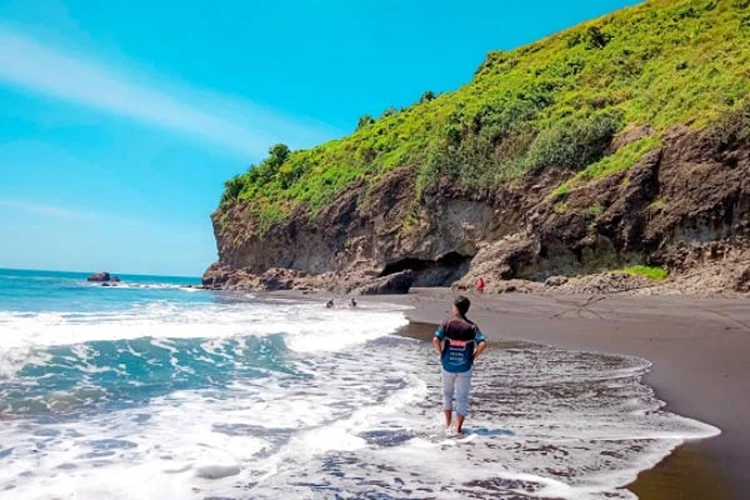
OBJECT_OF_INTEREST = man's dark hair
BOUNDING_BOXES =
[454,295,471,316]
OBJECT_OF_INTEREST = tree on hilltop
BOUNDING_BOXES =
[357,114,376,130]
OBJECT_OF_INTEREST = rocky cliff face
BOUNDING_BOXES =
[205,123,750,297]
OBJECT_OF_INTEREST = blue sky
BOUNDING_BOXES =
[0,0,638,276]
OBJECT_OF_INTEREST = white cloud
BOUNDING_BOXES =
[0,28,336,158]
[0,199,144,227]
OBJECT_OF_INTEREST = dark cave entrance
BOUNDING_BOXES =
[380,252,473,287]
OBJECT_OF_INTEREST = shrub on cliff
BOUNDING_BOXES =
[380,107,398,119]
[524,112,622,172]
[708,99,750,149]
[220,175,246,207]
[268,143,290,166]
[419,90,436,104]
[585,26,613,50]
[356,114,376,130]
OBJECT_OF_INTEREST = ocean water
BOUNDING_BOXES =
[0,269,719,500]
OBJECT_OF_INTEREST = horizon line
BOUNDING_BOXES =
[0,266,203,280]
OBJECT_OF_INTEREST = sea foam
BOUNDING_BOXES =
[0,295,719,500]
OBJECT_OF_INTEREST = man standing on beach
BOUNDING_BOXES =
[433,295,487,434]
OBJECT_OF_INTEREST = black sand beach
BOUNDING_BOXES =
[382,289,750,500]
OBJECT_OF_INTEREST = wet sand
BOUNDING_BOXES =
[377,289,750,500]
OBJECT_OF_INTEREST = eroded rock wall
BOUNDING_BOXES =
[206,126,750,296]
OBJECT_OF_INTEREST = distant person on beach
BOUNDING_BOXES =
[348,298,357,308]
[476,277,485,293]
[433,295,487,435]
[326,299,335,309]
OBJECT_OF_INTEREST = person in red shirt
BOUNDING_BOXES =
[475,277,485,293]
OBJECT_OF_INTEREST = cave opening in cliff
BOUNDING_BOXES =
[380,252,472,287]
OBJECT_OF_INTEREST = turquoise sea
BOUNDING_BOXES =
[0,268,718,499]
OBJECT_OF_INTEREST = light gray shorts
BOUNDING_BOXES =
[442,368,473,416]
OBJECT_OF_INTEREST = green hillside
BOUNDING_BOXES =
[220,0,750,231]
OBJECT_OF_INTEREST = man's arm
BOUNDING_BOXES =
[473,328,487,360]
[433,336,443,356]
[473,340,487,360]
[434,324,446,355]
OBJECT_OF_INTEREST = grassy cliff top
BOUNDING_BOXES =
[220,0,750,231]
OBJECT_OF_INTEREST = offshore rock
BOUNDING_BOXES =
[87,272,120,282]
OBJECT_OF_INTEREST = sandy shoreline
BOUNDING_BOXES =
[363,288,749,500]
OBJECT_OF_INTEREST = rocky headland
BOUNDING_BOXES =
[203,0,750,298]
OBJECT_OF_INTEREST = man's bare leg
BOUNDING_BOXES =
[456,414,465,434]
[443,410,452,429]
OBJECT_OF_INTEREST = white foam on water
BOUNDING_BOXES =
[0,301,406,349]
[0,300,408,378]
[84,282,204,292]
[193,461,241,480]
[0,296,721,500]
[4,464,197,500]
[239,341,720,500]
[0,387,271,499]
[0,355,425,499]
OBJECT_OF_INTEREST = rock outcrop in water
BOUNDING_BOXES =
[87,272,121,283]
[204,0,750,297]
